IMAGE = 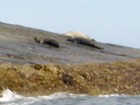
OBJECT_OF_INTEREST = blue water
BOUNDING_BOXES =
[0,89,139,105]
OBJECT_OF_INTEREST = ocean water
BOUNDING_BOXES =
[0,89,139,105]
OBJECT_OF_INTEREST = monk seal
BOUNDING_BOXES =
[67,37,103,49]
[34,37,60,48]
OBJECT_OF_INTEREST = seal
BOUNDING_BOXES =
[67,37,103,49]
[42,38,60,48]
[34,37,60,48]
[63,31,90,39]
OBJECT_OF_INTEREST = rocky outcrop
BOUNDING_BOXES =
[0,22,140,64]
[0,22,140,96]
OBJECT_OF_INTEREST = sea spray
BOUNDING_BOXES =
[0,89,23,102]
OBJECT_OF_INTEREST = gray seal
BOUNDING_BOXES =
[67,37,103,49]
[34,37,60,48]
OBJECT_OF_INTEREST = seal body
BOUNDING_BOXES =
[34,37,60,48]
[67,37,103,49]
[64,31,90,39]
[42,39,60,48]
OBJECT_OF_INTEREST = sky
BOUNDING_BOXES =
[0,0,140,48]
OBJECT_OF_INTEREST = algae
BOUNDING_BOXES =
[0,59,140,96]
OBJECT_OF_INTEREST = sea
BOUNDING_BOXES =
[0,89,139,105]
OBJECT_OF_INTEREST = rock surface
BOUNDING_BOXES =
[0,22,140,96]
[0,22,140,64]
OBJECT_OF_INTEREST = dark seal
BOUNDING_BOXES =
[42,38,60,48]
[67,37,103,49]
[34,37,60,48]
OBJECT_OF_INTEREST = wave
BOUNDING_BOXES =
[99,94,140,98]
[0,89,24,102]
[0,89,139,105]
[0,89,87,104]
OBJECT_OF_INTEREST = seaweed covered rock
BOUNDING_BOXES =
[0,60,140,96]
[62,73,74,86]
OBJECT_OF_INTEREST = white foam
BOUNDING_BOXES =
[0,89,139,105]
[0,89,23,102]
[0,89,38,105]
[99,94,126,98]
[0,89,127,101]
[0,89,87,104]
[38,92,87,99]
